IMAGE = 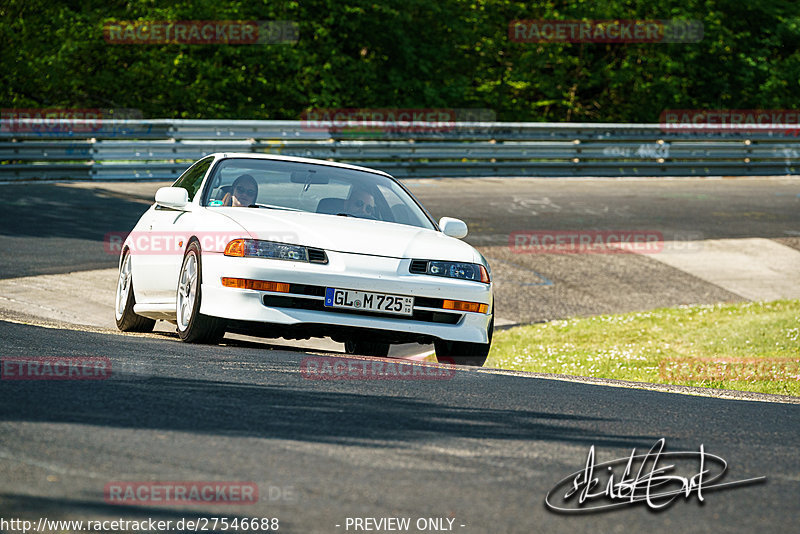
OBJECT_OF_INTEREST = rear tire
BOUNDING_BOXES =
[345,339,390,357]
[435,314,493,367]
[115,251,156,333]
[176,241,226,344]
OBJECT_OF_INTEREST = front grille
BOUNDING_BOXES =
[409,259,428,274]
[287,283,325,297]
[414,296,443,308]
[308,248,328,264]
[262,294,461,324]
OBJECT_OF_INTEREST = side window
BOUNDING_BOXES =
[173,157,213,201]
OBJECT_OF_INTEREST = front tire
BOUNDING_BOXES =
[115,251,156,332]
[176,241,226,344]
[435,315,493,367]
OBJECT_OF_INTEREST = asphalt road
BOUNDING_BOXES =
[1,320,798,533]
[0,182,156,279]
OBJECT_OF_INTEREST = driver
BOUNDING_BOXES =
[344,186,376,218]
[223,174,258,207]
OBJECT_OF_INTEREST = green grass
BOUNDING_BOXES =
[487,300,800,397]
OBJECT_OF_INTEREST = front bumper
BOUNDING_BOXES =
[199,250,493,344]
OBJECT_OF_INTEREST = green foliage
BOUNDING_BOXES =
[1,0,798,121]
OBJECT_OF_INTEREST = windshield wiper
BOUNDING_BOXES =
[247,203,302,212]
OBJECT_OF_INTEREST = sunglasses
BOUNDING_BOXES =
[235,185,257,197]
[353,199,375,214]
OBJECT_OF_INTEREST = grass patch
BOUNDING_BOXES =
[487,299,800,397]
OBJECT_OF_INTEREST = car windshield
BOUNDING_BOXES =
[202,158,436,230]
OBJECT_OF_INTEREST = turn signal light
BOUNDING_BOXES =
[221,278,290,293]
[479,265,491,283]
[442,299,489,314]
[224,239,246,257]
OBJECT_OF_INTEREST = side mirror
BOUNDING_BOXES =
[155,187,190,210]
[439,217,468,239]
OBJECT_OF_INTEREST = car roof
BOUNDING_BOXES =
[211,152,394,178]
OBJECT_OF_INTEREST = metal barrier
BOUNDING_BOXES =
[1,119,798,180]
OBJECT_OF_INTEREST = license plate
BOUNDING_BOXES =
[324,288,414,316]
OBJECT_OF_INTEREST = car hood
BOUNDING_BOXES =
[213,208,480,262]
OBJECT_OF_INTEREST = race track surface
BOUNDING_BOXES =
[1,320,798,533]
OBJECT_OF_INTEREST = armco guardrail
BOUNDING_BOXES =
[1,119,798,180]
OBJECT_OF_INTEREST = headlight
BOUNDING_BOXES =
[413,260,490,283]
[225,239,308,261]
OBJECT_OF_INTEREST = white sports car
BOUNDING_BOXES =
[115,153,493,366]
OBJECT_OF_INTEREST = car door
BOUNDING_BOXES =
[134,157,214,303]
